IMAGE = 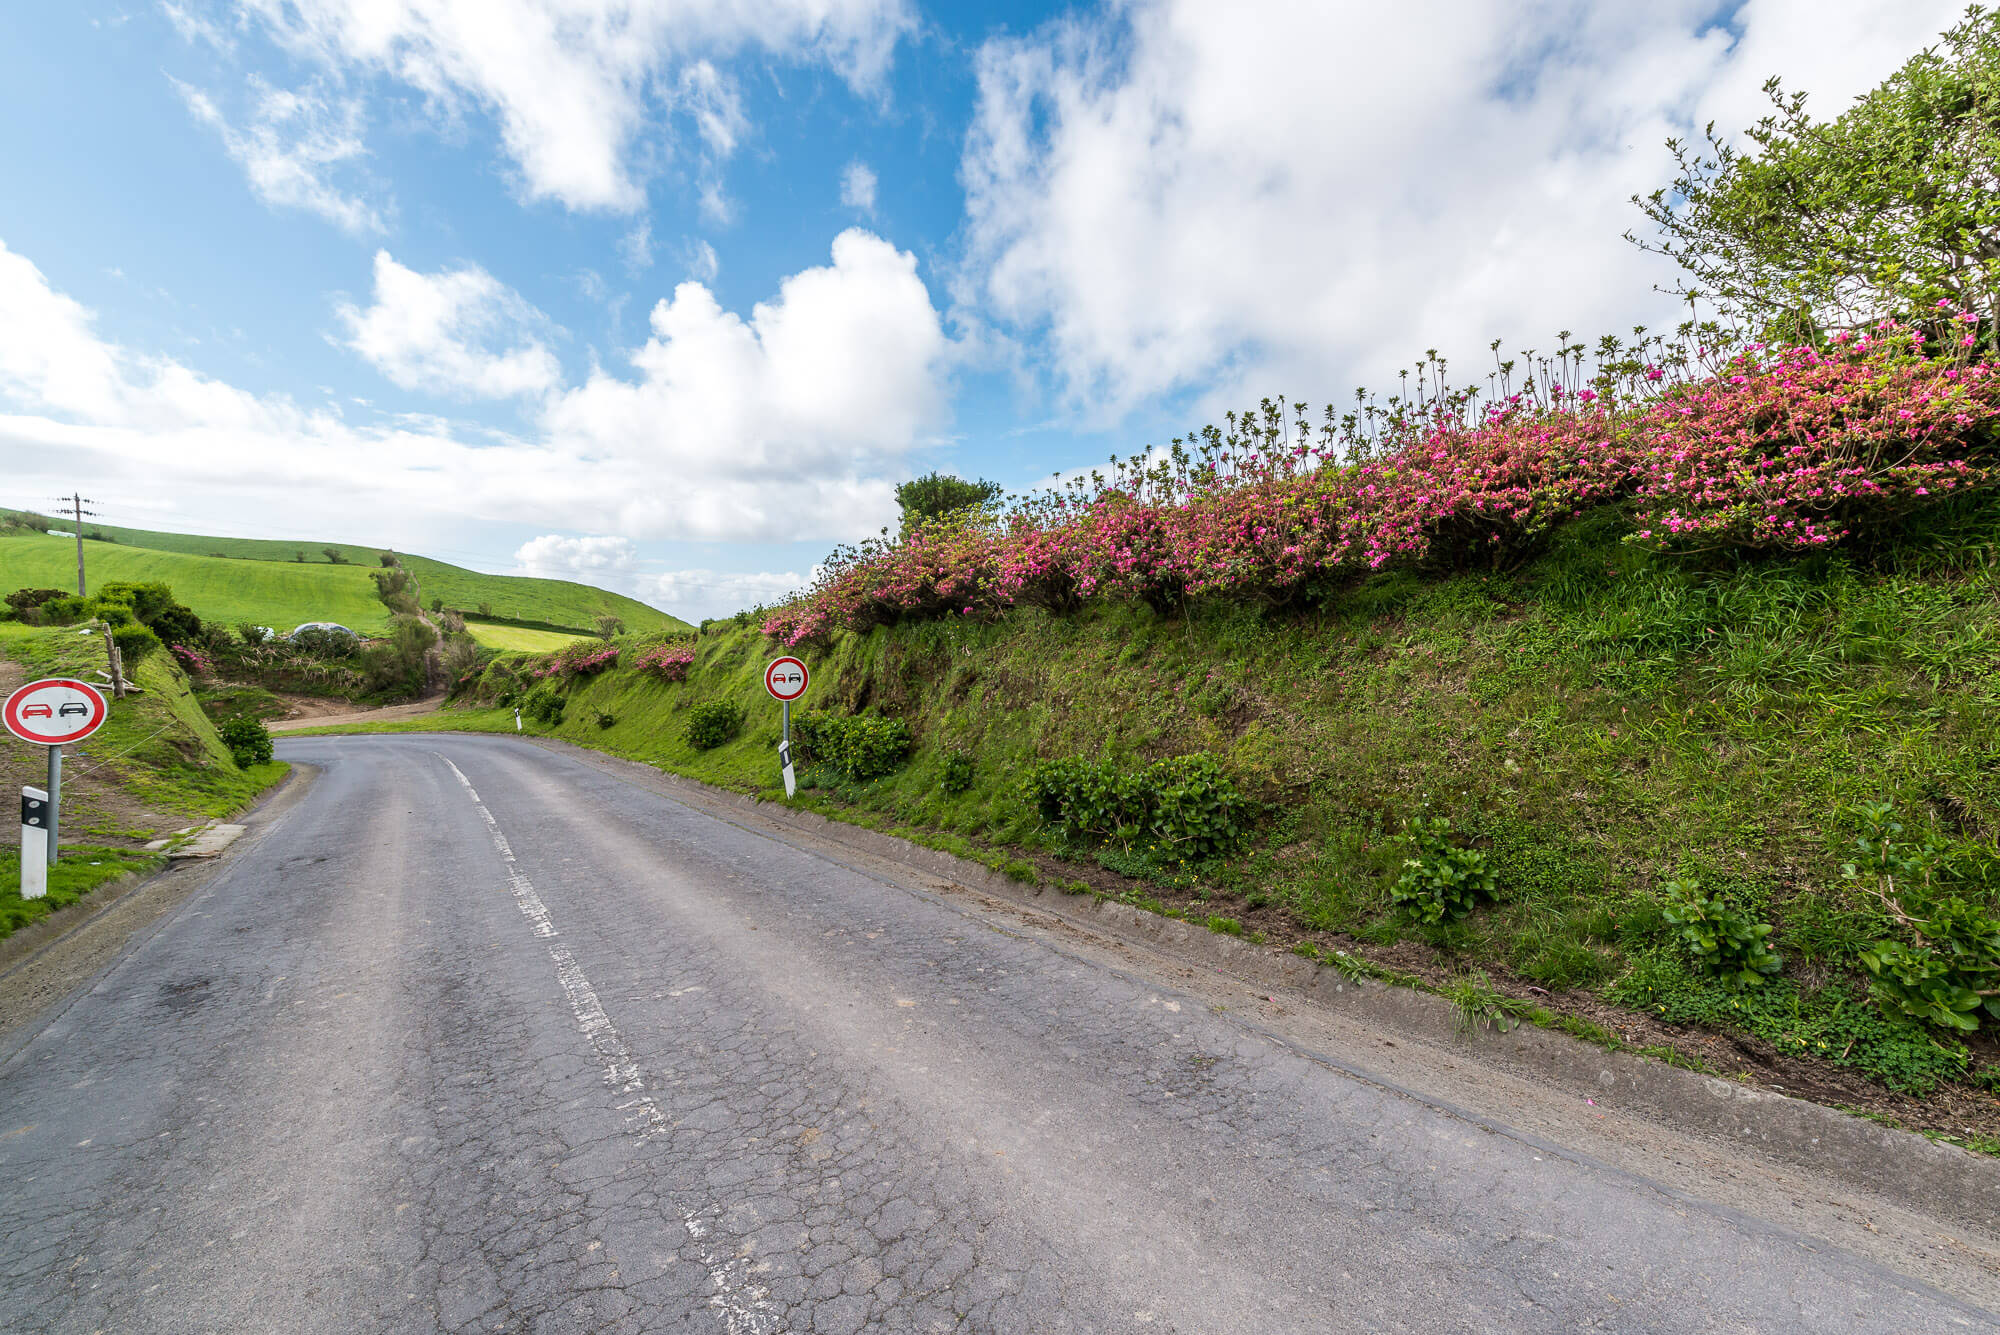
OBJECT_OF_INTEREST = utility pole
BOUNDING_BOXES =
[55,493,99,595]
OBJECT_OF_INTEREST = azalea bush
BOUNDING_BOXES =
[633,643,695,682]
[169,643,215,678]
[533,640,620,679]
[764,316,2000,647]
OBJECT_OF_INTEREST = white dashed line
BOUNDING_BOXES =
[434,753,780,1334]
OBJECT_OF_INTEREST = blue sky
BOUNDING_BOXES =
[0,0,1966,619]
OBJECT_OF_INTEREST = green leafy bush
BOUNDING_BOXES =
[1659,878,1782,988]
[941,748,975,793]
[1390,817,1498,925]
[219,716,273,768]
[792,711,912,779]
[521,683,565,726]
[1860,896,2000,1033]
[111,622,162,669]
[685,701,742,750]
[1023,752,1251,859]
[594,711,616,730]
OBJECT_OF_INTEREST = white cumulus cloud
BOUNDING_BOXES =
[336,251,562,400]
[0,230,950,545]
[543,227,954,538]
[960,0,1966,424]
[514,533,639,577]
[196,0,918,212]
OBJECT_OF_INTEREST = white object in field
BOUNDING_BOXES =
[21,787,49,899]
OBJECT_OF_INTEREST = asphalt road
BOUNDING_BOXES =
[1,734,1994,1334]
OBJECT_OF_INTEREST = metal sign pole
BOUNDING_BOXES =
[45,745,60,866]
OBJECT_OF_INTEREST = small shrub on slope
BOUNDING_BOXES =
[1841,802,2000,1033]
[685,702,742,751]
[792,712,911,780]
[219,717,273,768]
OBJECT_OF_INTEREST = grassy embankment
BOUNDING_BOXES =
[2,513,686,634]
[292,502,2000,1143]
[0,622,288,940]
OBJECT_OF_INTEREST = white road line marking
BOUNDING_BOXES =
[432,753,780,1334]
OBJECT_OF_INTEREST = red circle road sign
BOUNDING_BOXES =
[4,678,109,746]
[764,657,809,702]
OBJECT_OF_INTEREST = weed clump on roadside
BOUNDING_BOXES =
[1843,802,2000,1034]
[1390,817,1497,926]
[1659,878,1782,988]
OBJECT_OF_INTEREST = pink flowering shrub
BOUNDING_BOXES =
[532,640,621,679]
[764,318,2000,648]
[169,643,214,677]
[633,643,696,682]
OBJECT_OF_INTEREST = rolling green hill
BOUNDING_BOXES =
[1,512,688,634]
[0,533,393,633]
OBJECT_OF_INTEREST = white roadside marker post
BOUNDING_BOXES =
[514,704,522,731]
[21,787,49,900]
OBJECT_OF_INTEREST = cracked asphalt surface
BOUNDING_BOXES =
[2,735,1995,1333]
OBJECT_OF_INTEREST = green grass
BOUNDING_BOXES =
[1,532,391,633]
[0,623,291,821]
[286,499,2000,1108]
[4,511,688,633]
[0,845,162,940]
[463,620,594,651]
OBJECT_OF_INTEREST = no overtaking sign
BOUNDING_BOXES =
[4,678,109,746]
[765,657,809,701]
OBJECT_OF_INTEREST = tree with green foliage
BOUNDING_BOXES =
[594,614,625,640]
[1629,6,2000,345]
[894,471,1003,538]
